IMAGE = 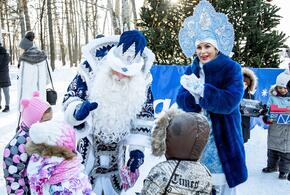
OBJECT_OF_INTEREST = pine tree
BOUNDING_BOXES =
[139,0,287,67]
[138,0,198,65]
[212,0,287,68]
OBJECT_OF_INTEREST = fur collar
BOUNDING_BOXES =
[26,141,76,160]
[242,67,257,92]
[19,46,47,64]
[200,53,232,73]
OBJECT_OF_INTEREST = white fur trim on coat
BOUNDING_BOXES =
[125,134,151,150]
[81,35,120,72]
[242,67,257,92]
[142,47,155,77]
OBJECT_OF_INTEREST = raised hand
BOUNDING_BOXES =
[73,100,98,121]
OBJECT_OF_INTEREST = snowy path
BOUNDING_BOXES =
[0,66,290,194]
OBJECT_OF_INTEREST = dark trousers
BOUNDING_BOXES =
[267,149,290,173]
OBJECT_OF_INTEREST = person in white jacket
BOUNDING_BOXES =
[62,30,155,195]
[17,31,48,110]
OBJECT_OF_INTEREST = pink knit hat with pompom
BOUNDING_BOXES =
[21,91,50,128]
[29,121,76,152]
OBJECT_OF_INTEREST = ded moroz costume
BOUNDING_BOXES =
[62,30,155,194]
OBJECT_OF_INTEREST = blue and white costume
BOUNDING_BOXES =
[177,1,247,195]
[62,31,155,194]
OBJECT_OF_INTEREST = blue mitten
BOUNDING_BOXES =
[73,100,98,121]
[127,150,144,173]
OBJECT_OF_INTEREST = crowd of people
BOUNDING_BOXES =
[1,0,290,194]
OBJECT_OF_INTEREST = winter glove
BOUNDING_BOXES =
[180,74,204,103]
[73,100,98,121]
[262,115,273,125]
[259,104,269,116]
[127,150,144,173]
[120,166,140,190]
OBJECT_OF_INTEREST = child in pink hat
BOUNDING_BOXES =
[3,91,52,194]
[26,120,95,194]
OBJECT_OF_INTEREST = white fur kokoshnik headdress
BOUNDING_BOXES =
[179,0,234,57]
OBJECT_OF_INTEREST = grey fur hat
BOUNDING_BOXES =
[19,31,35,50]
[151,108,210,161]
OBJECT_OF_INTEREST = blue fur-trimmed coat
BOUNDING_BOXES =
[176,53,248,188]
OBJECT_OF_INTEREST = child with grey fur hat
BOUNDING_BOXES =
[141,109,212,195]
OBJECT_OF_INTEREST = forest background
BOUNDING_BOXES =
[0,0,289,69]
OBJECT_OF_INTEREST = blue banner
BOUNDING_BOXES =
[251,68,284,103]
[151,65,187,115]
[151,65,284,127]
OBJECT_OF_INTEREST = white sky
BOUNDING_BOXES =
[272,0,290,46]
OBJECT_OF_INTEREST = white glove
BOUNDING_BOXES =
[180,74,204,103]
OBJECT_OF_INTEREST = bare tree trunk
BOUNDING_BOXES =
[53,0,66,65]
[18,0,26,37]
[85,0,88,43]
[94,0,98,36]
[72,0,78,66]
[65,0,72,66]
[47,0,55,70]
[102,10,108,34]
[115,0,120,22]
[43,5,48,52]
[78,20,81,64]
[22,0,31,30]
[61,1,66,63]
[130,0,137,29]
[4,2,13,62]
[39,0,46,50]
[79,0,88,43]
[107,0,121,34]
[122,0,130,31]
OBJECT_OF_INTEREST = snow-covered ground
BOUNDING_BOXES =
[1,66,290,195]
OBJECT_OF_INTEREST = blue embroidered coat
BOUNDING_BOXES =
[176,53,248,188]
[62,60,154,193]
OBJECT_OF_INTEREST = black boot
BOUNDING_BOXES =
[278,172,287,179]
[287,173,290,181]
[2,106,9,112]
[262,166,278,173]
[0,105,1,110]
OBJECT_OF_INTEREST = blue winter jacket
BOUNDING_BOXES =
[176,53,248,188]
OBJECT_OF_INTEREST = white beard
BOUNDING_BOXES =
[89,65,148,143]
